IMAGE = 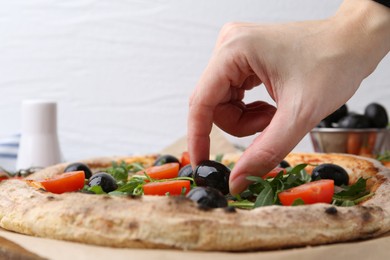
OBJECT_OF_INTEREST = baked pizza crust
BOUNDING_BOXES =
[0,153,389,251]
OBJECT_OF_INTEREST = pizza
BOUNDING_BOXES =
[0,152,389,251]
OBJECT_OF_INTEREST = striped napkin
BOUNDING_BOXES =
[0,134,20,172]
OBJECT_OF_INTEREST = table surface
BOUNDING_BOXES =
[1,228,389,260]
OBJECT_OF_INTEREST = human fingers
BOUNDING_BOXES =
[228,102,316,195]
[214,101,276,137]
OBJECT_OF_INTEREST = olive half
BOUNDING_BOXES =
[278,160,290,168]
[311,163,349,186]
[64,162,92,179]
[193,160,230,195]
[153,155,180,166]
[178,164,194,183]
[186,186,228,209]
[88,172,118,193]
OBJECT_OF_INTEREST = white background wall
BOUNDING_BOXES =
[0,0,389,163]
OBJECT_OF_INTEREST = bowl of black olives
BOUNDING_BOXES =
[310,103,390,156]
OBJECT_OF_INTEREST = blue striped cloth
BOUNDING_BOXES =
[0,134,20,171]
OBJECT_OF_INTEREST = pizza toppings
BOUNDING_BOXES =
[143,163,180,180]
[64,162,93,179]
[178,164,194,181]
[229,162,373,209]
[88,172,118,193]
[278,179,335,206]
[28,153,375,210]
[311,163,349,186]
[186,186,228,209]
[39,171,85,194]
[153,154,180,166]
[143,180,190,196]
[278,160,290,168]
[193,160,230,195]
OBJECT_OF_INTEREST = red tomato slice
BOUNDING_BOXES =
[0,175,9,182]
[180,151,191,167]
[40,171,85,194]
[262,167,287,179]
[143,180,191,196]
[144,163,180,180]
[278,179,334,206]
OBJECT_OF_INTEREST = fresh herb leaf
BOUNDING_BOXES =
[228,200,254,209]
[332,177,371,206]
[254,182,274,207]
[88,185,106,194]
[215,154,224,163]
[291,198,305,206]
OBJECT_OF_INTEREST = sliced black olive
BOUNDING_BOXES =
[278,160,290,168]
[153,154,180,166]
[88,172,118,193]
[364,103,388,128]
[321,104,348,127]
[186,186,228,209]
[178,164,193,182]
[311,163,349,186]
[193,160,230,195]
[64,162,92,179]
[338,114,371,129]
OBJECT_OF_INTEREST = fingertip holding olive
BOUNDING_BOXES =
[64,162,92,179]
[311,164,349,186]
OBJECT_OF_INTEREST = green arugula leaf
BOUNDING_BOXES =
[332,177,372,206]
[88,185,106,194]
[254,184,274,207]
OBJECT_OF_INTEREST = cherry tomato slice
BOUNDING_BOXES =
[40,171,85,194]
[0,176,9,182]
[262,167,287,179]
[278,179,334,206]
[143,180,191,196]
[144,163,180,180]
[180,151,191,167]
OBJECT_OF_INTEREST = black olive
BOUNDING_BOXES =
[178,164,193,182]
[321,104,348,126]
[153,155,180,166]
[193,160,230,195]
[278,160,290,168]
[311,163,349,186]
[64,162,92,179]
[337,114,371,129]
[186,187,228,209]
[88,172,118,193]
[364,103,389,128]
[317,120,332,128]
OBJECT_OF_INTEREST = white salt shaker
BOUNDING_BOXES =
[16,100,62,170]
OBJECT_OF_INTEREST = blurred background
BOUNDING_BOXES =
[0,0,389,167]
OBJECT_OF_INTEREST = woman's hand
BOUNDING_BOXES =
[188,0,390,194]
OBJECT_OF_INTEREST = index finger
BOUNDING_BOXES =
[187,55,233,167]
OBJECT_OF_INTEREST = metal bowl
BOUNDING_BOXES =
[309,128,390,156]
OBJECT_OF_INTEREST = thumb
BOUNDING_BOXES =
[229,105,314,195]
